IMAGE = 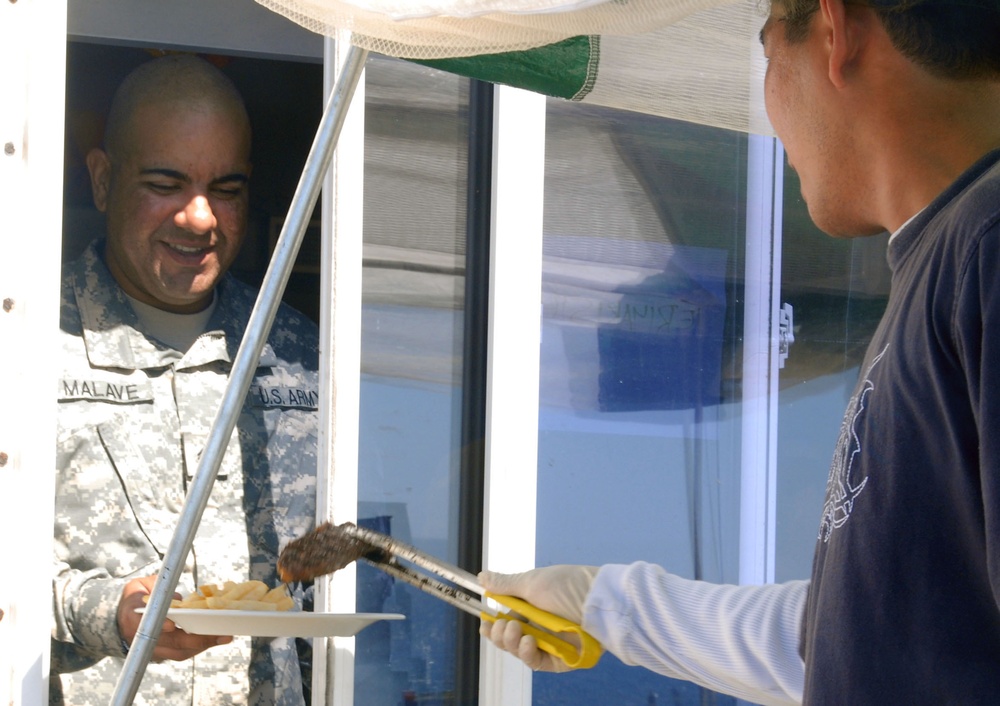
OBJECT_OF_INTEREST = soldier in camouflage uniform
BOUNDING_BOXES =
[51,55,318,705]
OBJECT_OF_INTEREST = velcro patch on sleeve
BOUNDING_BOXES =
[249,385,320,410]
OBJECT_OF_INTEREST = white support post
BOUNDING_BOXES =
[479,84,547,706]
[0,0,66,704]
[315,31,366,706]
[739,135,785,587]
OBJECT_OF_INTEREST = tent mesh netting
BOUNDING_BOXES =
[255,0,773,135]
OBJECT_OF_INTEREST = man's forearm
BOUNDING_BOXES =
[584,562,807,706]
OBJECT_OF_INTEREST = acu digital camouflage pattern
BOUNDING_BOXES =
[52,241,320,706]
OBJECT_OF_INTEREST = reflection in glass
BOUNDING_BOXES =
[774,166,890,582]
[354,55,471,706]
[534,102,748,705]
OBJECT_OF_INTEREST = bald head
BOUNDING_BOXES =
[86,53,254,313]
[104,55,251,159]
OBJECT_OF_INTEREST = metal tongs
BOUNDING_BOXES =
[335,524,602,670]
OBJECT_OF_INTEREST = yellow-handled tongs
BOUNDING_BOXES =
[277,522,603,670]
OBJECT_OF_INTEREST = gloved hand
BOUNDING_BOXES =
[478,565,599,672]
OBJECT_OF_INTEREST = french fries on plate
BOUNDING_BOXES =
[148,580,295,612]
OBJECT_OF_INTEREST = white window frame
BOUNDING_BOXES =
[313,72,553,706]
[6,3,784,701]
[479,84,548,706]
[469,87,784,706]
[472,96,785,703]
[0,1,66,703]
[315,32,366,706]
[740,135,785,586]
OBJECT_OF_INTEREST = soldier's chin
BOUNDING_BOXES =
[150,285,217,313]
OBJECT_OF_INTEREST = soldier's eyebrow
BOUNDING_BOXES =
[139,167,189,181]
[214,173,250,185]
[139,168,249,186]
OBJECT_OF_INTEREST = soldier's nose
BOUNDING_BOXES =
[175,196,217,234]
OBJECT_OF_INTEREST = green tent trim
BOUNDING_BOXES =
[414,34,601,101]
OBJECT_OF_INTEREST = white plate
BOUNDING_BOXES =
[139,609,405,637]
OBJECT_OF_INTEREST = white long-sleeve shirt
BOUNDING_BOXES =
[583,562,807,706]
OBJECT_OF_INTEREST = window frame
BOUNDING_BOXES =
[0,0,66,702]
[8,5,786,702]
[740,134,786,586]
[311,62,785,703]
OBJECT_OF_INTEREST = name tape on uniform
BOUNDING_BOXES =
[59,378,154,404]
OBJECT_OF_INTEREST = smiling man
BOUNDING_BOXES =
[52,55,319,705]
[478,1,1000,704]
[87,59,252,314]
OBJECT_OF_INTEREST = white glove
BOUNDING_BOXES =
[478,565,599,672]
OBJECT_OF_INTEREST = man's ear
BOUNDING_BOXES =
[819,0,867,89]
[85,148,112,213]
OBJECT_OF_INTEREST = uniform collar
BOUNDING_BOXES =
[72,241,277,371]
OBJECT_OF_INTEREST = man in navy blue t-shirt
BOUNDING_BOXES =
[477,2,1000,704]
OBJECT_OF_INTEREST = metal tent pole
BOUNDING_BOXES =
[110,43,370,706]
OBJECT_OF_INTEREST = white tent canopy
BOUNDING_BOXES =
[257,0,773,134]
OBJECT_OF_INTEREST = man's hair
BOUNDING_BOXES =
[103,54,250,157]
[776,0,1000,79]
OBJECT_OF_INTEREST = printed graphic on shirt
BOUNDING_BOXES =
[249,384,320,410]
[819,344,887,542]
[59,377,154,404]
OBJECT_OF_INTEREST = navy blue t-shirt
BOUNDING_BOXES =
[801,149,1000,704]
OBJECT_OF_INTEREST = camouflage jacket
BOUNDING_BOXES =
[52,241,319,706]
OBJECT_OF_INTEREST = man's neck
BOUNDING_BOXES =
[127,293,217,352]
[866,79,1000,233]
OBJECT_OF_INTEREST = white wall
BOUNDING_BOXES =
[68,0,323,60]
[0,1,66,703]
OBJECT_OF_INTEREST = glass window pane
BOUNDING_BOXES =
[354,55,471,706]
[534,101,750,705]
[774,165,891,582]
